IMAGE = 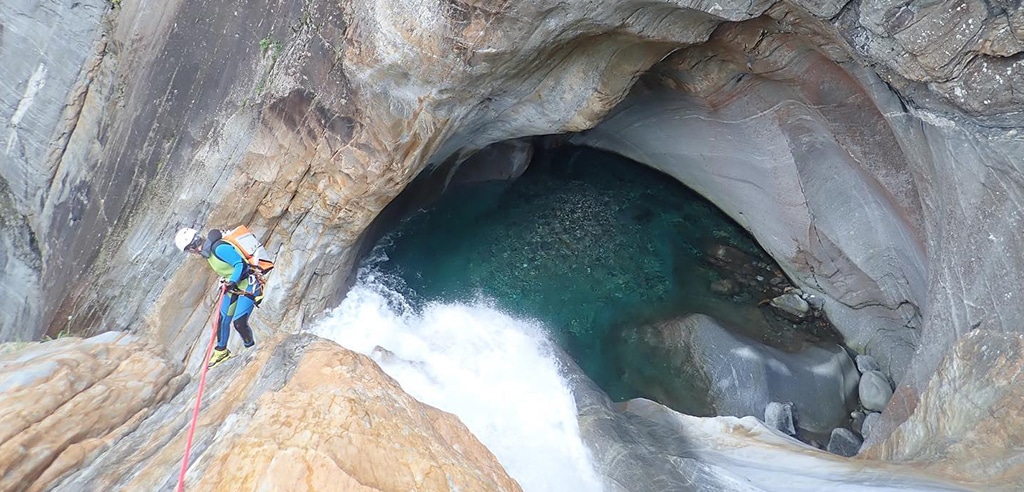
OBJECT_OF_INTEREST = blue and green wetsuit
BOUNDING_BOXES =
[201,238,260,350]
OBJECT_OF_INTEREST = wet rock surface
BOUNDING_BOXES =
[700,242,845,352]
[0,333,518,492]
[2,0,1024,488]
[863,331,1024,489]
[621,313,859,438]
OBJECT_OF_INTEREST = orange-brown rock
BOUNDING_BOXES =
[862,330,1024,490]
[0,332,186,492]
[188,339,520,491]
[0,333,518,492]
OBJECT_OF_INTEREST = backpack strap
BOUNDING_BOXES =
[210,240,251,277]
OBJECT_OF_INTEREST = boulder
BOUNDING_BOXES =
[765,401,797,436]
[862,412,882,441]
[770,292,810,320]
[827,428,863,457]
[859,370,894,412]
[625,314,860,434]
[856,354,881,374]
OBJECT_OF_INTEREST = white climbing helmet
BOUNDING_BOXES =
[175,227,199,252]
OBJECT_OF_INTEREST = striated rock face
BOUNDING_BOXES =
[0,332,185,491]
[841,0,1024,121]
[0,332,518,491]
[186,338,520,492]
[0,0,108,341]
[862,330,1024,490]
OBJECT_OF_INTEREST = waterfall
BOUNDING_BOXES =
[312,270,604,492]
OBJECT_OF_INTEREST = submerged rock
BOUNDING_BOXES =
[624,313,859,434]
[710,278,739,295]
[770,292,810,321]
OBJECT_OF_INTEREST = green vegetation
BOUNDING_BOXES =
[259,36,283,57]
[255,36,285,96]
[44,327,73,342]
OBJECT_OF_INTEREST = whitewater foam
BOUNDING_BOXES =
[311,276,603,492]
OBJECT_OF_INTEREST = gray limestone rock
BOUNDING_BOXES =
[627,314,860,434]
[827,427,863,457]
[0,0,106,340]
[862,411,882,441]
[770,292,810,320]
[859,370,894,412]
[856,354,881,374]
[765,401,797,436]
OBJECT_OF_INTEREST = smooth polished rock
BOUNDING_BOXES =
[862,331,1024,489]
[827,428,863,457]
[619,398,972,491]
[624,313,859,434]
[860,370,894,412]
[47,334,519,491]
[856,354,881,374]
[765,401,797,436]
[0,0,107,341]
[0,331,185,491]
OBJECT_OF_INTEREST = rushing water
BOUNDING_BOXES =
[312,145,793,490]
[312,272,604,491]
[355,145,778,401]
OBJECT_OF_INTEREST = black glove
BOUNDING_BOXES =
[224,281,238,292]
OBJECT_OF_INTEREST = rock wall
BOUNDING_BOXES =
[574,16,930,383]
[574,7,1024,446]
[1,0,1023,482]
[0,332,519,491]
[861,330,1024,490]
[0,0,108,341]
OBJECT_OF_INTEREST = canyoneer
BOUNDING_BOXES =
[175,226,274,367]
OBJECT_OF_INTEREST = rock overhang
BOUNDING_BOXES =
[418,13,929,385]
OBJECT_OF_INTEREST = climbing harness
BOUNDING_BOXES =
[176,284,226,492]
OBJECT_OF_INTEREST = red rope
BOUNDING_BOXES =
[176,285,225,492]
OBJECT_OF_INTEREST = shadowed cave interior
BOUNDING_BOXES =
[360,139,856,446]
